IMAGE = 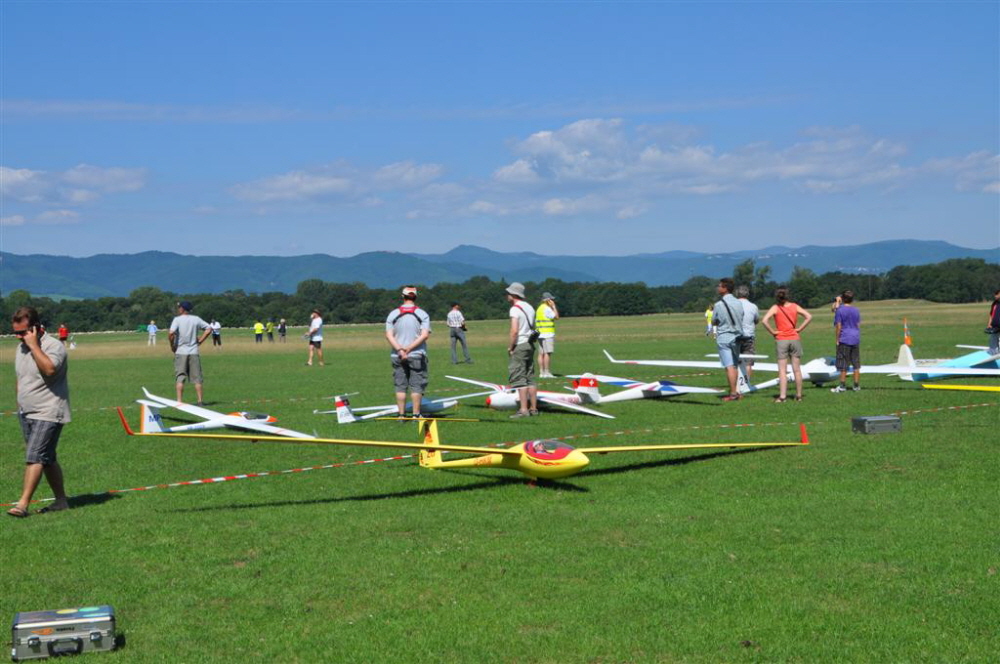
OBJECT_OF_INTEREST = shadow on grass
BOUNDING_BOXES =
[662,398,723,407]
[171,474,539,513]
[68,492,122,510]
[583,445,793,478]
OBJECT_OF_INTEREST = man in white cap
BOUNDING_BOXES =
[536,291,559,378]
[385,285,432,419]
[505,282,538,417]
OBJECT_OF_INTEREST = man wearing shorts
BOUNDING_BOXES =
[506,282,538,417]
[535,292,559,378]
[832,290,862,392]
[735,285,760,381]
[712,278,745,401]
[385,286,431,419]
[306,310,324,366]
[9,306,71,518]
[169,301,212,406]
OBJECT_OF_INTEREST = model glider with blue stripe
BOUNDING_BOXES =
[604,344,1000,393]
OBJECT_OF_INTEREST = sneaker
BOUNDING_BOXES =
[831,385,846,393]
[721,394,742,402]
[852,385,861,392]
[509,411,531,419]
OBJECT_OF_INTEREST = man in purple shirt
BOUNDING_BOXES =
[832,290,862,393]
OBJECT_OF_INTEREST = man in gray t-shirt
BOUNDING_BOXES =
[168,301,212,405]
[9,306,71,517]
[712,278,745,401]
[385,286,432,418]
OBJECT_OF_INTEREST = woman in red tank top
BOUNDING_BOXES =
[762,287,813,402]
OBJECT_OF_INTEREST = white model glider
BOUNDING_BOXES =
[137,388,315,439]
[445,374,668,419]
[564,374,721,402]
[314,390,493,424]
[895,344,1000,381]
[604,345,1000,393]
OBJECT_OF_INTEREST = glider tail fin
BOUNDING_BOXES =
[418,419,444,469]
[736,365,757,394]
[571,374,601,404]
[333,395,358,424]
[137,400,166,433]
[896,344,916,381]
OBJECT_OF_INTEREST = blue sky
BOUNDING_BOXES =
[2,1,998,258]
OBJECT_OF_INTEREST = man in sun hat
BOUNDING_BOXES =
[505,282,538,418]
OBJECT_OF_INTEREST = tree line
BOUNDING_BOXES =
[2,258,996,333]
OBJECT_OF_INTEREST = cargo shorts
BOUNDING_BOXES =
[174,353,204,384]
[392,353,428,394]
[508,343,536,389]
[835,343,861,372]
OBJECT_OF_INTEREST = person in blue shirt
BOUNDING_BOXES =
[832,290,862,392]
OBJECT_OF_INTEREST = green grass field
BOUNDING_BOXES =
[2,300,997,662]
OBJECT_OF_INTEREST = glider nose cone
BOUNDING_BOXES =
[485,396,492,408]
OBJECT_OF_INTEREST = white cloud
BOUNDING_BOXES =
[230,171,353,202]
[0,163,146,205]
[230,159,444,204]
[0,214,26,226]
[35,209,81,224]
[372,161,443,189]
[225,120,998,228]
[493,158,541,184]
[62,164,145,192]
[616,205,645,220]
[923,151,1000,194]
[0,167,48,202]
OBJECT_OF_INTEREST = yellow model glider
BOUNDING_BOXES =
[118,408,808,480]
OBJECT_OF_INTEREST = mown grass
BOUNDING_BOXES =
[1,300,997,662]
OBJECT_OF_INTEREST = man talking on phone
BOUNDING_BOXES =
[8,307,71,518]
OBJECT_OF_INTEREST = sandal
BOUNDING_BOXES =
[6,506,29,518]
[794,396,804,402]
[773,397,787,403]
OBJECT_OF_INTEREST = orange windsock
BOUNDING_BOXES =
[903,318,912,346]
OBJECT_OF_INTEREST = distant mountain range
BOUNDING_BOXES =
[2,240,996,299]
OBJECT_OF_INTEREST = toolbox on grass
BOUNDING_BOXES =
[11,606,116,661]
[851,415,902,435]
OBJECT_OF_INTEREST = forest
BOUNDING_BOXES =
[3,258,996,333]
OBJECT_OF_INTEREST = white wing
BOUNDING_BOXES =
[537,395,616,419]
[445,375,508,392]
[604,350,782,373]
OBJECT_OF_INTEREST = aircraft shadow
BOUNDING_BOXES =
[661,398,722,407]
[584,446,790,478]
[171,474,534,513]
